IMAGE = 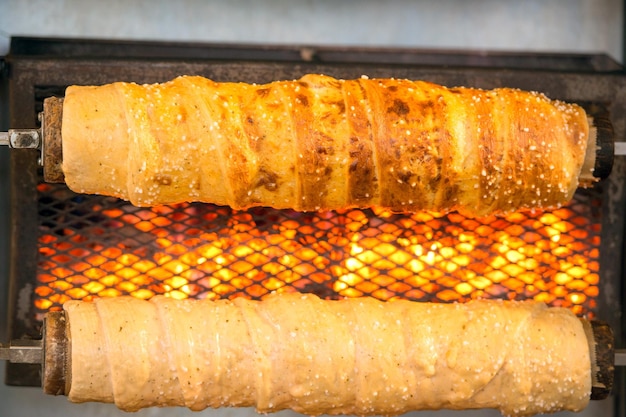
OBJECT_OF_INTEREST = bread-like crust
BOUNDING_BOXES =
[64,294,591,416]
[62,75,589,216]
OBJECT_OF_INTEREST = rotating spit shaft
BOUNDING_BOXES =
[0,129,42,150]
[0,97,623,185]
[6,333,626,367]
[0,97,65,183]
[0,339,43,363]
[0,312,625,401]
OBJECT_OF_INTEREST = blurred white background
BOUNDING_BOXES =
[0,0,623,416]
[0,0,623,59]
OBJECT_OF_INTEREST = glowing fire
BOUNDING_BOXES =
[35,184,601,319]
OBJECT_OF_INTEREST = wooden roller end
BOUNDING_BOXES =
[42,311,68,395]
[42,97,65,183]
[582,319,614,401]
[579,104,614,186]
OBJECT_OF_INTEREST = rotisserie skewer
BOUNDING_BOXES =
[0,295,621,417]
[0,76,622,416]
[0,76,618,217]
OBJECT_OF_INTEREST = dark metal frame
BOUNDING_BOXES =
[2,37,625,414]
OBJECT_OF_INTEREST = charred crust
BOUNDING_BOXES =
[333,100,346,113]
[351,165,374,201]
[429,173,442,190]
[317,146,331,155]
[433,156,443,188]
[348,157,374,202]
[443,181,460,204]
[313,132,336,155]
[387,99,410,116]
[376,84,450,209]
[398,171,413,184]
[296,94,309,107]
[256,88,270,97]
[255,170,279,191]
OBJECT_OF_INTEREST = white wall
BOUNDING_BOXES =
[0,0,623,60]
[0,1,622,416]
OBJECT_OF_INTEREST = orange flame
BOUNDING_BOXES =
[35,184,601,319]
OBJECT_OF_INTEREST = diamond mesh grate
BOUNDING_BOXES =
[36,183,601,320]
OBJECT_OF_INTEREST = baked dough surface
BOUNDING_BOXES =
[61,75,589,216]
[64,294,590,416]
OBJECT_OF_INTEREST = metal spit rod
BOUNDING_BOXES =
[0,129,42,149]
[0,340,43,364]
[0,102,625,156]
[2,128,626,155]
[615,350,626,366]
[614,142,626,156]
[2,339,626,365]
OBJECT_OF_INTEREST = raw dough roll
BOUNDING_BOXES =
[64,294,591,416]
[61,75,590,217]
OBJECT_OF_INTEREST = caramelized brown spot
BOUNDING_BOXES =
[256,88,270,97]
[296,94,309,106]
[415,100,435,116]
[387,86,398,92]
[313,132,337,156]
[153,174,172,186]
[398,171,413,184]
[388,99,410,116]
[443,181,460,204]
[429,173,441,190]
[317,146,331,155]
[347,137,375,202]
[255,170,279,192]
[327,80,342,89]
[333,100,346,113]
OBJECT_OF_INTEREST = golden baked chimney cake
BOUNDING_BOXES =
[62,75,589,216]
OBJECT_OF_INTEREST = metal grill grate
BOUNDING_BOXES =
[35,183,602,319]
